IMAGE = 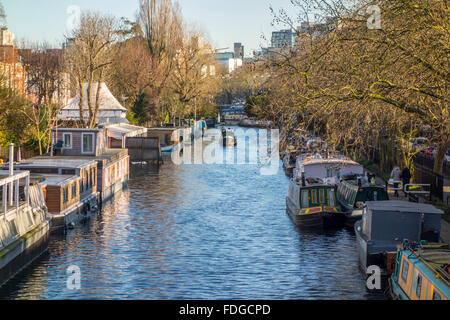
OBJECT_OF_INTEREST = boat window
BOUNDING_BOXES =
[319,189,325,204]
[432,290,442,300]
[328,189,335,207]
[401,260,409,283]
[82,133,94,154]
[413,273,422,298]
[311,189,317,204]
[63,133,72,149]
[302,190,309,208]
[63,187,68,202]
[72,183,76,199]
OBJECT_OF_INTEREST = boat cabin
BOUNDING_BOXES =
[355,201,443,273]
[11,159,98,214]
[294,156,364,184]
[52,128,107,157]
[337,178,389,212]
[288,178,338,211]
[390,243,449,300]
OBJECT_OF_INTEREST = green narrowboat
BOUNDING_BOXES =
[337,177,389,227]
[389,242,449,300]
[286,177,344,228]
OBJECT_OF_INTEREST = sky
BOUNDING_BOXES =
[2,0,297,57]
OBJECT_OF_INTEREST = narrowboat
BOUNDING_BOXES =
[355,201,443,276]
[337,175,389,227]
[285,176,345,229]
[389,242,449,300]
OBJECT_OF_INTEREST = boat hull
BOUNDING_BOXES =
[161,145,174,153]
[0,218,50,287]
[344,209,363,228]
[286,198,345,229]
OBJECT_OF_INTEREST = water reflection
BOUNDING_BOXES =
[0,128,385,300]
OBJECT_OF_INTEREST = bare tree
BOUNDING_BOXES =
[138,0,183,123]
[65,11,118,128]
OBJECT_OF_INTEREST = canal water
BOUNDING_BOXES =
[0,128,386,300]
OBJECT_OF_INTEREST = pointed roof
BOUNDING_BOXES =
[63,82,127,112]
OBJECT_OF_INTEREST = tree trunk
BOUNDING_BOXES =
[433,142,449,175]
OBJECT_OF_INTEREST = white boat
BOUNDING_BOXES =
[161,145,174,153]
[293,154,364,185]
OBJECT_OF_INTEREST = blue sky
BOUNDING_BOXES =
[2,0,296,56]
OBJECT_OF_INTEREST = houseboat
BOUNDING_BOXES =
[147,127,182,153]
[337,175,389,227]
[293,155,364,185]
[51,127,130,203]
[9,158,99,232]
[286,176,344,228]
[389,242,449,300]
[0,162,50,287]
[355,201,443,276]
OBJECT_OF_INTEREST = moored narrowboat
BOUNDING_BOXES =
[337,176,389,227]
[389,242,449,300]
[286,177,344,229]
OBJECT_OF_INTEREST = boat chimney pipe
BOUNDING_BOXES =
[301,174,306,187]
[8,143,14,206]
[8,143,14,176]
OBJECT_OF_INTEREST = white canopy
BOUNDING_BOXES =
[106,123,147,140]
[59,82,128,124]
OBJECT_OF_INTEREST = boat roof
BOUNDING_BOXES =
[13,158,97,169]
[406,244,450,290]
[38,174,80,187]
[302,157,362,166]
[292,177,335,188]
[366,200,443,215]
[341,178,386,189]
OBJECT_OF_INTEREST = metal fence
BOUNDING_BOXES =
[414,153,450,178]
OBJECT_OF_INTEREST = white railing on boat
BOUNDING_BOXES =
[0,170,30,217]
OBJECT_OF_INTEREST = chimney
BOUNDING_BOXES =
[8,143,14,206]
[8,143,14,176]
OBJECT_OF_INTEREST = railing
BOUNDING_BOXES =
[414,153,450,179]
[0,170,30,217]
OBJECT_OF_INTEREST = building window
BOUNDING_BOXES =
[63,133,72,149]
[82,133,95,154]
[401,260,409,283]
